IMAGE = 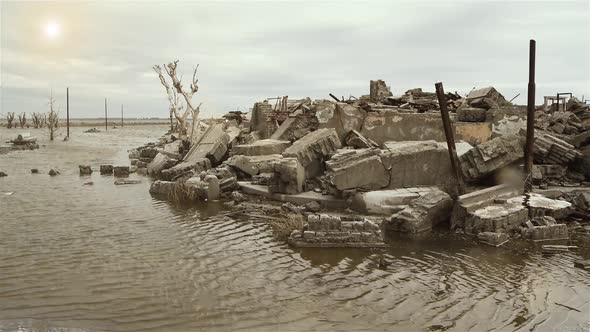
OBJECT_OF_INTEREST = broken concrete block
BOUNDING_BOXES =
[185,174,220,201]
[477,232,509,247]
[451,184,521,232]
[183,124,230,166]
[139,147,159,159]
[459,134,524,181]
[161,158,211,181]
[350,187,439,215]
[316,102,366,140]
[521,224,568,241]
[533,132,582,165]
[270,116,314,142]
[100,165,113,175]
[270,157,304,195]
[381,141,455,189]
[344,129,378,149]
[147,153,176,178]
[282,128,341,178]
[383,188,453,233]
[149,180,175,196]
[232,139,291,156]
[457,107,487,122]
[506,194,572,219]
[226,155,259,177]
[48,169,59,176]
[79,165,92,175]
[466,87,509,109]
[325,149,389,191]
[113,166,130,178]
[370,80,393,102]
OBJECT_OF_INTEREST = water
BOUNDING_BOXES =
[1,126,589,332]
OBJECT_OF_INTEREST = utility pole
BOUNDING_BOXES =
[435,82,465,196]
[524,40,536,188]
[66,87,70,138]
[104,98,108,131]
[121,104,124,128]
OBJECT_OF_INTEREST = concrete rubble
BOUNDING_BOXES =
[128,80,590,247]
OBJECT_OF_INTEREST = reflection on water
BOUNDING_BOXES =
[1,126,589,332]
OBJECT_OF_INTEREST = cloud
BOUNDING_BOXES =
[1,0,588,119]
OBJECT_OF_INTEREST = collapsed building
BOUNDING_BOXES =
[129,80,590,248]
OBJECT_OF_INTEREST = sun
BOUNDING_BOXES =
[44,21,61,39]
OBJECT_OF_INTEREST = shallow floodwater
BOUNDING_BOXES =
[1,126,590,332]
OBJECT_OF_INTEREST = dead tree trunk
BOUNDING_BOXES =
[45,95,59,141]
[18,113,27,128]
[6,112,15,129]
[153,60,202,143]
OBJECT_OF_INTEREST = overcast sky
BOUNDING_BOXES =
[1,0,588,119]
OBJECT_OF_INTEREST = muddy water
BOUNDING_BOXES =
[1,126,589,332]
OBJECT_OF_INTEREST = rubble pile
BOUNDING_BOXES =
[128,80,590,248]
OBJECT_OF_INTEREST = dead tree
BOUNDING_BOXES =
[6,112,15,128]
[153,60,202,142]
[18,113,27,128]
[32,113,42,128]
[45,95,59,141]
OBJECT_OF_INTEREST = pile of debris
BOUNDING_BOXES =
[129,80,590,248]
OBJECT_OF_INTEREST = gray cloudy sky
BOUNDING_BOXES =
[1,0,589,119]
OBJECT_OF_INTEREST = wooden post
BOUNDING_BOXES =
[524,40,536,187]
[66,87,70,138]
[121,104,124,128]
[104,98,108,131]
[435,82,465,196]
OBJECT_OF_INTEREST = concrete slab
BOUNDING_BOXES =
[239,181,347,209]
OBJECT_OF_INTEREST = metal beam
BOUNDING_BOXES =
[435,82,465,196]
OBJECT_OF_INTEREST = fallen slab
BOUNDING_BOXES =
[350,187,440,214]
[382,188,453,233]
[459,134,524,181]
[239,182,347,209]
[183,123,230,166]
[326,149,390,191]
[282,128,341,178]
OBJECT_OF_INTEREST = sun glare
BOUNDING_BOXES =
[44,21,60,39]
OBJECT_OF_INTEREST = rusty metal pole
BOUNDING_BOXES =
[524,40,536,185]
[435,82,465,196]
[66,87,70,138]
[104,98,108,131]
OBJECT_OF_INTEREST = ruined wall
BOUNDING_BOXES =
[361,112,447,144]
[360,110,494,146]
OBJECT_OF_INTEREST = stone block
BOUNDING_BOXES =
[79,165,92,175]
[147,153,177,178]
[325,149,389,191]
[282,128,341,173]
[113,166,130,178]
[270,157,304,195]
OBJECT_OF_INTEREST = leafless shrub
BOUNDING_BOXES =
[269,213,306,242]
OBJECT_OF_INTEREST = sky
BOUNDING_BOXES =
[0,0,589,119]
